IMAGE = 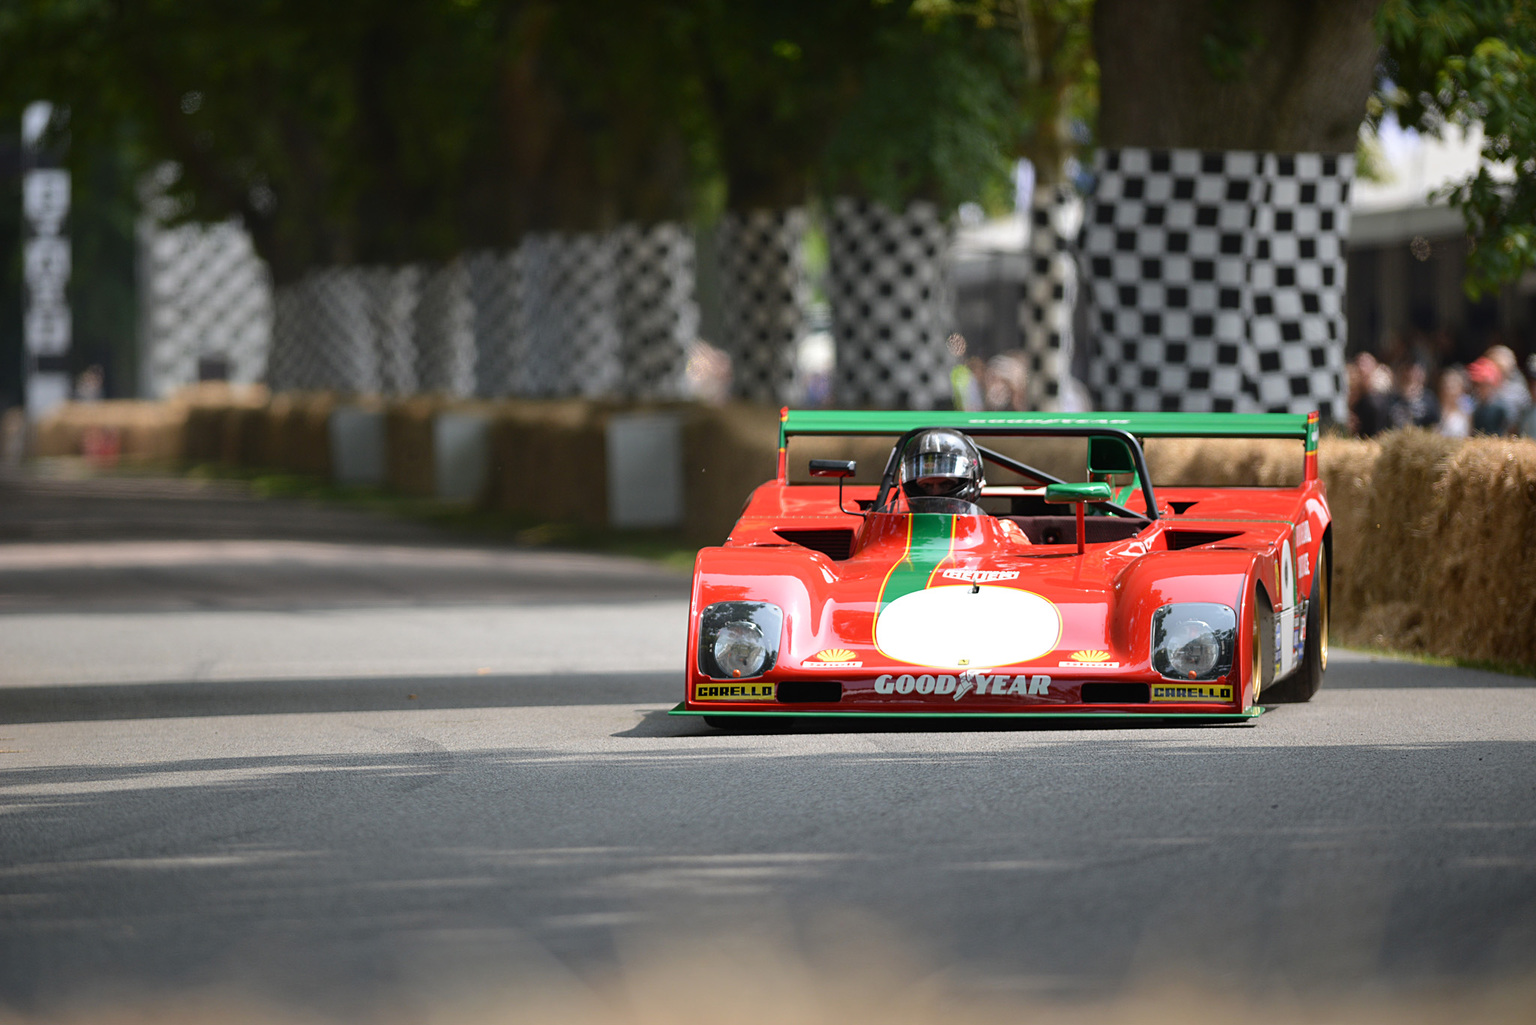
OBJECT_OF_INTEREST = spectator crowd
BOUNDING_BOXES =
[1347,338,1536,440]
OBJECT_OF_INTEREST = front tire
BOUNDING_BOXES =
[1251,586,1275,706]
[1265,547,1327,703]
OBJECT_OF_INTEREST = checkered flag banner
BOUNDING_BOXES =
[139,218,273,397]
[827,197,956,410]
[717,208,809,404]
[1083,148,1351,416]
[1021,183,1082,411]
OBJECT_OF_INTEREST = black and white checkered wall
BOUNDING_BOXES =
[614,222,698,400]
[269,225,695,400]
[717,208,809,404]
[1083,148,1351,416]
[140,219,272,397]
[827,197,955,410]
[1020,184,1081,411]
[269,267,379,394]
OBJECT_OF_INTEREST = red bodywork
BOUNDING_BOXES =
[682,425,1331,720]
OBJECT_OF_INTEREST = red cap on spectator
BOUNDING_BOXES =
[1467,358,1501,385]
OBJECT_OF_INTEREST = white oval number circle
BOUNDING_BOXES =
[875,585,1061,669]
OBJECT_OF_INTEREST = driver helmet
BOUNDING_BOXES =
[899,428,984,504]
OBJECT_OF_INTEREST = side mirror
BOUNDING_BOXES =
[809,459,857,479]
[1087,437,1136,476]
[1043,482,1111,555]
[1044,482,1112,504]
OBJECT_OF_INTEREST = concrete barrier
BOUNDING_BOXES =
[606,412,684,528]
[435,410,491,503]
[330,405,388,488]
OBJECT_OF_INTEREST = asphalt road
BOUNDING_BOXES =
[1,471,1533,1016]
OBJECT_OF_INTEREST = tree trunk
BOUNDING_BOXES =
[1095,0,1379,154]
[827,198,955,410]
[717,208,810,405]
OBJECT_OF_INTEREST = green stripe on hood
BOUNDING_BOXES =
[877,514,955,610]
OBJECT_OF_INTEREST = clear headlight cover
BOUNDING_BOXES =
[1152,603,1236,681]
[698,601,783,680]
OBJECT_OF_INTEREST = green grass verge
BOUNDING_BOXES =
[184,464,701,572]
[1336,643,1536,680]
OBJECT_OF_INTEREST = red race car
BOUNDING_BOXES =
[672,410,1330,727]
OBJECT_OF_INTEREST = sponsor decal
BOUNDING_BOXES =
[940,568,1020,584]
[1295,520,1312,546]
[1150,683,1233,702]
[1298,552,1309,579]
[1060,649,1120,668]
[874,672,1052,698]
[695,682,776,702]
[806,648,862,669]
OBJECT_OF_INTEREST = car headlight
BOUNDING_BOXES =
[1152,603,1236,681]
[698,601,783,680]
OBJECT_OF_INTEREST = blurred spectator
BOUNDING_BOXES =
[684,339,732,405]
[1388,362,1440,429]
[1437,368,1472,439]
[1520,356,1536,439]
[1485,344,1531,421]
[983,352,1028,411]
[1468,357,1511,435]
[75,365,105,402]
[948,335,984,411]
[1348,352,1394,437]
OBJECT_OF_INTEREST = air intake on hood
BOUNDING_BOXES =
[1165,529,1243,550]
[775,529,855,561]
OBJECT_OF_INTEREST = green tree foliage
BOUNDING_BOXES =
[820,13,1026,210]
[907,0,1097,185]
[0,1,1032,282]
[1377,0,1536,295]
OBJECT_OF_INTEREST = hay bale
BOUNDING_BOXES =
[385,396,444,497]
[33,400,192,463]
[1316,435,1380,640]
[1420,437,1536,666]
[282,392,338,477]
[1142,436,1305,487]
[681,404,779,544]
[487,400,609,525]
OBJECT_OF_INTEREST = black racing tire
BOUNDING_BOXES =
[1264,547,1327,703]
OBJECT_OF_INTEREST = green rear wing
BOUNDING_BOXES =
[777,409,1321,480]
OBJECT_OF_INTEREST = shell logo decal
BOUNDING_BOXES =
[1059,648,1121,669]
[806,648,862,669]
[812,649,857,663]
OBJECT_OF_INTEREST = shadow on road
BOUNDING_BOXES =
[0,671,681,724]
[2,737,1535,1014]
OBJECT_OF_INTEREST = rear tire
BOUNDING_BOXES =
[1264,547,1327,703]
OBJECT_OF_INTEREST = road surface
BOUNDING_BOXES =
[0,471,1532,1015]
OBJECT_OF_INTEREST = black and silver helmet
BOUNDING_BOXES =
[899,428,984,505]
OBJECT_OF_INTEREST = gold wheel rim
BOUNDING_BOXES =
[1319,557,1329,672]
[1251,599,1262,705]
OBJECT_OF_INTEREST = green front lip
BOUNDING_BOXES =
[670,703,1263,721]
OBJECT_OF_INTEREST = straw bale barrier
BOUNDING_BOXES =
[27,393,1536,670]
[487,399,611,526]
